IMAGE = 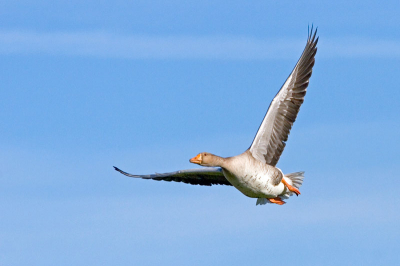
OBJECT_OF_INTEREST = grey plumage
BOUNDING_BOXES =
[114,27,318,192]
[113,166,231,186]
[249,27,318,166]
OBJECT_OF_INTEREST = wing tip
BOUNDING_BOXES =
[307,24,318,43]
[113,166,138,177]
[113,165,125,174]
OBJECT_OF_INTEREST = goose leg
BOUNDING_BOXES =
[268,197,286,205]
[281,178,301,196]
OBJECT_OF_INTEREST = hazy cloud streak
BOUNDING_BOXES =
[1,30,400,59]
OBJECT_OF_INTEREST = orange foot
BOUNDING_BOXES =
[269,197,286,205]
[281,179,301,196]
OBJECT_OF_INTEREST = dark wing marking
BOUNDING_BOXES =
[249,27,318,166]
[113,166,232,186]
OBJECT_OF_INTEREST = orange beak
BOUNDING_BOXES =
[189,154,202,164]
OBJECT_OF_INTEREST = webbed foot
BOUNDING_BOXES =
[282,179,301,196]
[268,197,286,205]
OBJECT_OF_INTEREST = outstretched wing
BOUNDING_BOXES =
[113,166,232,186]
[249,27,318,166]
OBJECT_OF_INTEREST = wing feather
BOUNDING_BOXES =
[249,27,318,166]
[113,166,232,186]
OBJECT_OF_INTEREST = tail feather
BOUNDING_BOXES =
[285,171,305,189]
[255,171,305,206]
[273,171,305,202]
[256,198,271,205]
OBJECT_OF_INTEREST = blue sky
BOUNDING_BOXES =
[1,1,400,265]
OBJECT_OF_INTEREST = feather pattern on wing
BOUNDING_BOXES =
[113,166,232,186]
[249,27,318,166]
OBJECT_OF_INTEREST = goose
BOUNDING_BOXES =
[114,27,318,205]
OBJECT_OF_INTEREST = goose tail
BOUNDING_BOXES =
[280,171,305,199]
[255,171,305,205]
[256,198,270,205]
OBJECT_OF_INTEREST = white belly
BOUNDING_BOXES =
[221,159,285,198]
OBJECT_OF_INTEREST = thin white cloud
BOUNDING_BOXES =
[321,37,400,58]
[1,29,400,59]
[0,30,301,60]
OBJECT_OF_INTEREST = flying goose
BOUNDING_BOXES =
[114,27,318,205]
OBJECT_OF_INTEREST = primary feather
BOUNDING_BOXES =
[113,166,231,186]
[249,28,318,166]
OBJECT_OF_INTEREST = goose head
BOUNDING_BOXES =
[189,152,222,167]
